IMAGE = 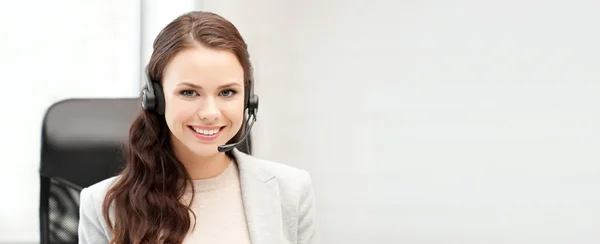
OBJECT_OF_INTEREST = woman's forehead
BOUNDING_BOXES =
[162,46,244,88]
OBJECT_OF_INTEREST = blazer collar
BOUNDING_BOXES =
[232,149,274,182]
[232,149,284,244]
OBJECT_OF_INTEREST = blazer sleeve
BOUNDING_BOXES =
[78,187,109,244]
[297,171,320,244]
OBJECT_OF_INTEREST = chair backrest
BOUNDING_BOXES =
[39,98,139,244]
[39,98,253,244]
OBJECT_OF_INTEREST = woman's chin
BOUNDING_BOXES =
[186,144,222,157]
[186,138,234,157]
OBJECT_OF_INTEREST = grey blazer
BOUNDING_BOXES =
[78,149,319,244]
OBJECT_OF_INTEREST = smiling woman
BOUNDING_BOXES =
[77,11,319,244]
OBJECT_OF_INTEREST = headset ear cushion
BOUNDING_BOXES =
[244,83,251,109]
[141,87,155,111]
[248,94,259,114]
[152,82,166,115]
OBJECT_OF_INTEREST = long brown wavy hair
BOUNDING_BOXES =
[102,11,253,244]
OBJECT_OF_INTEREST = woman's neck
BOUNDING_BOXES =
[185,153,231,180]
[172,143,232,180]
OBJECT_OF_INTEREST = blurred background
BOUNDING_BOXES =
[1,0,600,243]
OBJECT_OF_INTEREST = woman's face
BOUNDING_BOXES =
[161,44,245,158]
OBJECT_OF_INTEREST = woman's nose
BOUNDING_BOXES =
[197,97,221,121]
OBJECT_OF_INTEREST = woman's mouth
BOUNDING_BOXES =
[188,125,225,141]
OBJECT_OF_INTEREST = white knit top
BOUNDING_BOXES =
[182,160,252,244]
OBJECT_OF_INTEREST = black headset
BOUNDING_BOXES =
[140,66,259,152]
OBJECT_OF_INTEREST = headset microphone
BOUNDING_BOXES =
[217,112,256,152]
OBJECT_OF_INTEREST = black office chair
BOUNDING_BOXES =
[39,98,138,244]
[39,98,253,244]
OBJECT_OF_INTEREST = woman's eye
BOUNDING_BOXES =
[220,89,237,97]
[180,90,197,97]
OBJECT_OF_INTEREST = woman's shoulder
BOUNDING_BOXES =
[256,158,312,184]
[79,176,120,222]
[81,176,120,204]
[80,176,122,218]
[238,153,319,242]
[235,150,315,200]
[78,176,120,242]
[235,150,313,186]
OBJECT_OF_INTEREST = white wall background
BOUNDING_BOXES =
[203,0,600,243]
[1,0,599,243]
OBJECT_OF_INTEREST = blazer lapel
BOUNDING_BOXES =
[233,149,284,244]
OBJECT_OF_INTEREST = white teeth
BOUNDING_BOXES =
[192,127,219,135]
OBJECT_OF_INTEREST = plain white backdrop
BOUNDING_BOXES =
[1,0,600,243]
